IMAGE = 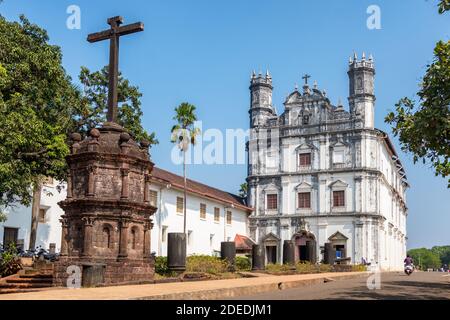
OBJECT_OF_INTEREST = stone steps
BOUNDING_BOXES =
[0,282,52,289]
[0,268,54,294]
[6,277,52,284]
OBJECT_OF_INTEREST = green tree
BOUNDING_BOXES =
[170,102,200,234]
[76,66,158,145]
[385,2,450,187]
[407,248,442,270]
[0,15,77,221]
[0,14,156,222]
[431,245,450,265]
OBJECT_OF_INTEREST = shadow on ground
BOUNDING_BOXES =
[327,278,450,300]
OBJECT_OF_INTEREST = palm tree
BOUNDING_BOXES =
[171,102,200,235]
[239,183,248,198]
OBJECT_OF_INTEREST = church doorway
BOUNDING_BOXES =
[261,232,281,265]
[266,245,277,264]
[293,231,316,263]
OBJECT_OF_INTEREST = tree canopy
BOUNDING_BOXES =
[0,15,76,218]
[0,14,156,219]
[407,246,449,270]
[385,1,450,187]
[76,66,158,145]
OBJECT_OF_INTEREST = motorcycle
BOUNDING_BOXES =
[404,264,414,276]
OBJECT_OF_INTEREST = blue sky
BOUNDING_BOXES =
[1,0,449,249]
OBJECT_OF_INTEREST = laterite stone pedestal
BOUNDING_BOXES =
[53,122,157,287]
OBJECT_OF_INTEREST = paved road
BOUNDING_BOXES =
[231,272,450,300]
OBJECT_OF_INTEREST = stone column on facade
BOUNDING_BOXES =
[121,168,129,199]
[86,165,96,197]
[59,218,69,257]
[354,175,362,213]
[318,222,328,262]
[118,220,129,259]
[143,221,152,259]
[353,221,364,264]
[319,179,327,214]
[82,217,94,257]
[144,174,150,203]
[281,179,290,216]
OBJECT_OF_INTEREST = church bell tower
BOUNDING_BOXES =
[249,70,275,128]
[348,53,376,129]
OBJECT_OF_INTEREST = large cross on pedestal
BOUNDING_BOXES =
[87,16,144,123]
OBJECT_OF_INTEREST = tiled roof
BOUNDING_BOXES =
[150,167,253,213]
[234,234,256,250]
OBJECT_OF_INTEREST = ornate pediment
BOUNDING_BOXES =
[295,181,312,190]
[328,231,348,241]
[330,140,351,148]
[262,232,281,243]
[329,180,348,189]
[295,142,318,151]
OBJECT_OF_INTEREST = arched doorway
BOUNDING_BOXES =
[292,231,316,263]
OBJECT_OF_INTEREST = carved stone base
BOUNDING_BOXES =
[53,257,155,287]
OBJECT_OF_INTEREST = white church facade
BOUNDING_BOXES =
[246,53,408,271]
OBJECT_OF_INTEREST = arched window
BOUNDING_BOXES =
[131,228,137,250]
[74,224,83,251]
[102,226,111,249]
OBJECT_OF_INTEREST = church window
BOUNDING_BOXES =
[214,207,220,222]
[302,115,310,125]
[200,203,207,220]
[176,197,184,214]
[267,129,272,149]
[38,208,48,223]
[333,150,345,164]
[333,191,345,207]
[226,211,232,225]
[299,153,311,166]
[298,192,311,209]
[149,190,158,207]
[266,194,278,210]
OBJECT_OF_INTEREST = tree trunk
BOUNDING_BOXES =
[183,149,187,236]
[30,182,42,250]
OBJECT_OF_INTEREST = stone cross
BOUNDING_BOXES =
[87,16,144,123]
[302,74,311,85]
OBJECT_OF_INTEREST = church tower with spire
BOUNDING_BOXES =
[249,70,275,128]
[348,52,376,129]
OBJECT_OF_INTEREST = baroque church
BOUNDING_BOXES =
[246,53,408,271]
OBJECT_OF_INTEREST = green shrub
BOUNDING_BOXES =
[351,264,367,272]
[155,256,169,276]
[235,256,251,271]
[295,262,320,274]
[0,244,22,277]
[186,255,229,274]
[265,263,293,274]
[318,264,332,273]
